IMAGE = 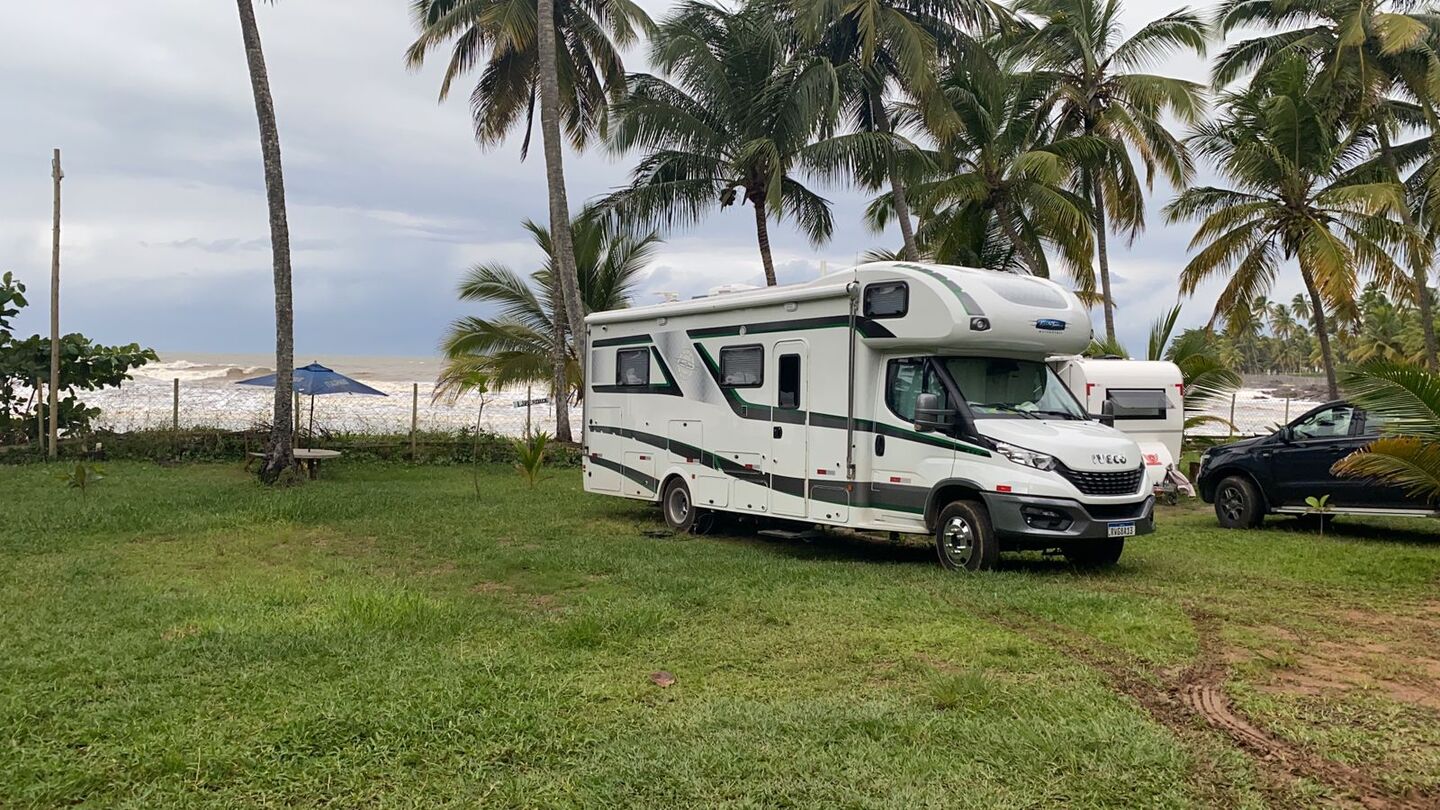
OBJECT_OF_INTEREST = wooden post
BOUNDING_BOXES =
[294,389,301,435]
[48,149,63,458]
[35,378,45,454]
[1283,396,1290,424]
[410,382,419,460]
[1227,392,1237,441]
[172,378,180,431]
[525,385,533,437]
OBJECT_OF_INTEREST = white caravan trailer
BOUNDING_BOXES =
[582,261,1155,570]
[1049,357,1191,499]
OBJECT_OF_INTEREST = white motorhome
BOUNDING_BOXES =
[1049,357,1191,499]
[582,262,1155,571]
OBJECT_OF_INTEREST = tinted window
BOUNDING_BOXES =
[616,348,649,386]
[778,354,801,409]
[1292,405,1355,440]
[1108,388,1168,420]
[1360,410,1391,436]
[864,282,908,318]
[720,345,763,387]
[886,359,946,421]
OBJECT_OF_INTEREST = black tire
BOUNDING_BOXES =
[1214,475,1265,529]
[1064,538,1125,568]
[934,500,1000,572]
[661,477,698,533]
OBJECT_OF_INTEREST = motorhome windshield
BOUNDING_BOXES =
[940,357,1086,420]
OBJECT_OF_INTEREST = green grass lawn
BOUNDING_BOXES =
[2,462,1438,807]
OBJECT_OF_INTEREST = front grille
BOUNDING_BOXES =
[1083,500,1150,520]
[1058,463,1145,496]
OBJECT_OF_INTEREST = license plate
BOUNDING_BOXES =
[1107,521,1136,538]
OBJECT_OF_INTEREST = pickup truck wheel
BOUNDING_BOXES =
[661,478,699,533]
[934,501,999,572]
[1214,475,1264,529]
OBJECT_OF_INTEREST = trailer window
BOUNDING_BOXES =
[616,348,650,386]
[719,345,764,387]
[1107,388,1168,420]
[886,359,946,421]
[778,354,801,409]
[864,281,908,318]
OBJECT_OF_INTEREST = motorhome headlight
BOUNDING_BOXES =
[993,441,1058,472]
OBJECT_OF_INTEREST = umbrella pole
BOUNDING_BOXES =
[308,393,315,450]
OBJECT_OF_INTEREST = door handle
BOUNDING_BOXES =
[875,434,885,456]
[773,426,782,439]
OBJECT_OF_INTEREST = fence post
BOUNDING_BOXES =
[1284,396,1290,424]
[35,378,45,455]
[410,382,419,461]
[1227,392,1237,441]
[172,378,180,431]
[294,389,301,436]
[525,385,533,437]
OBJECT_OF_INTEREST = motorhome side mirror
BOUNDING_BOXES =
[913,393,955,433]
[1093,399,1116,428]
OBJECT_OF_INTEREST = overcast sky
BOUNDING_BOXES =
[1,0,1257,359]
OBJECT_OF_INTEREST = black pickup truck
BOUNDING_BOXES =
[1197,401,1439,528]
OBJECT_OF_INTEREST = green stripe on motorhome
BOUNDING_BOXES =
[592,333,654,348]
[896,263,984,317]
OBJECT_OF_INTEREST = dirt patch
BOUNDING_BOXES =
[990,609,1438,809]
[469,581,557,610]
[161,622,202,642]
[1256,639,1440,712]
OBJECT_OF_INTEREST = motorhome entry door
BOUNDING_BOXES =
[770,340,809,517]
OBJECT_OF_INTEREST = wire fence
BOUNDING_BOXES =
[81,377,580,439]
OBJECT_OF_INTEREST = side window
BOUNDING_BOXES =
[886,359,946,421]
[778,354,801,409]
[1360,410,1391,436]
[616,348,649,386]
[1292,405,1355,440]
[1107,388,1168,420]
[719,345,763,387]
[863,281,908,318]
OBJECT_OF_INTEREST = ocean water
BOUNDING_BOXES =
[88,352,577,437]
[84,351,1310,439]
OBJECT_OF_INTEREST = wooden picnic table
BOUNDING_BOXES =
[244,448,343,479]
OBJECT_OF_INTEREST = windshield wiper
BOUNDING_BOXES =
[972,402,1040,419]
[1030,409,1082,421]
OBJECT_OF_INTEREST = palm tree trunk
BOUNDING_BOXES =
[551,302,572,443]
[752,192,778,286]
[996,203,1046,277]
[536,0,589,380]
[871,95,918,261]
[1300,265,1340,399]
[1376,129,1440,370]
[236,0,294,482]
[1093,182,1117,343]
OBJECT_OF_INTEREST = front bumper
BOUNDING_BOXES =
[980,492,1155,548]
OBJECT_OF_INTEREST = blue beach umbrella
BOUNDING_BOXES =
[237,362,387,446]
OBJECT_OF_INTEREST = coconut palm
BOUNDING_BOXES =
[235,0,295,482]
[1213,0,1440,368]
[870,49,1099,282]
[601,1,897,285]
[438,215,658,441]
[1164,57,1410,399]
[793,0,1000,260]
[406,0,651,379]
[1010,0,1207,344]
[1333,361,1440,502]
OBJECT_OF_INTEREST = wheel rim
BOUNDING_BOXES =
[666,487,690,526]
[942,516,976,567]
[1219,485,1245,522]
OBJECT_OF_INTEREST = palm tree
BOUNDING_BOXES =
[438,215,658,441]
[1213,0,1440,369]
[601,1,892,285]
[235,0,294,483]
[406,0,651,380]
[1333,361,1440,502]
[1011,0,1207,344]
[1164,57,1409,399]
[871,50,1098,282]
[794,0,999,260]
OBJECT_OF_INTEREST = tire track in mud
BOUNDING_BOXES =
[988,608,1437,809]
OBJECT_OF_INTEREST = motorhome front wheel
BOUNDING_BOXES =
[934,501,999,572]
